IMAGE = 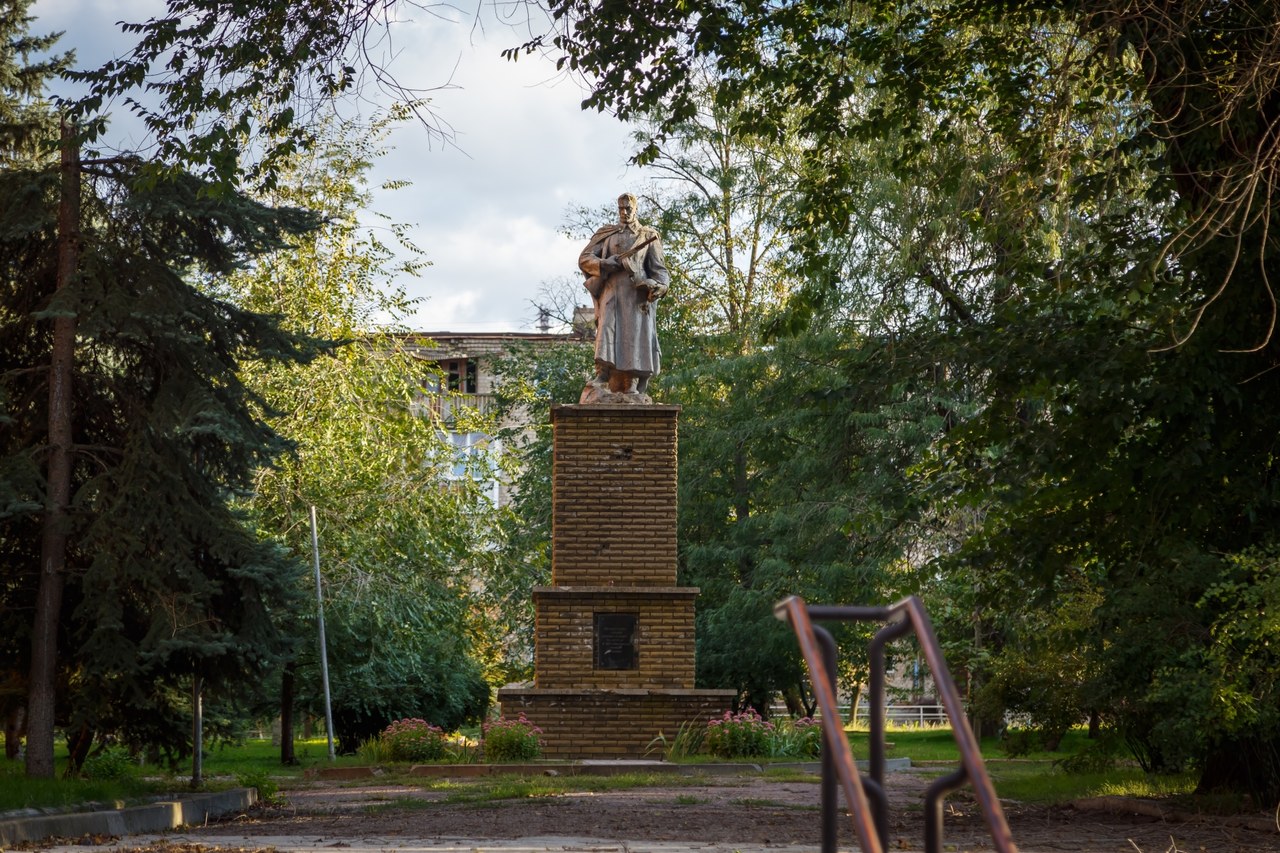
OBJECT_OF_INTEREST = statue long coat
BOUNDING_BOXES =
[578,223,670,377]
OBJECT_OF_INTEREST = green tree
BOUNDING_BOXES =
[0,0,72,770]
[534,0,1280,800]
[486,335,594,682]
[226,110,493,754]
[1,144,323,776]
[70,0,457,188]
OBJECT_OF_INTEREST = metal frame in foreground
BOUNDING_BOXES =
[774,595,1017,853]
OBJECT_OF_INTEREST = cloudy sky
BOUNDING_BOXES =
[31,1,642,332]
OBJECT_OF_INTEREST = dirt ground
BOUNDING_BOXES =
[169,769,1280,853]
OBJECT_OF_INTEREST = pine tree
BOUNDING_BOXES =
[1,4,325,776]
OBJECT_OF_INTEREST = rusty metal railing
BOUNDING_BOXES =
[774,595,1017,853]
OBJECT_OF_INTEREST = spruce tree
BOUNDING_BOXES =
[1,4,324,776]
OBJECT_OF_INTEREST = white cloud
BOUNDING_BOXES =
[32,0,642,333]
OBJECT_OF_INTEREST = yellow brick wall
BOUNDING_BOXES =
[550,405,679,587]
[533,587,699,689]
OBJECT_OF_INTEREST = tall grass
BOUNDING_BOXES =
[0,758,157,812]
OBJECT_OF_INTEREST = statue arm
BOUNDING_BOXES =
[579,226,620,276]
[643,236,671,298]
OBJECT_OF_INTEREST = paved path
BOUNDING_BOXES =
[42,835,849,853]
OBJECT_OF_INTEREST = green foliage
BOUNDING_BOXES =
[0,0,71,161]
[67,3,450,189]
[1,113,323,767]
[379,718,448,763]
[224,112,493,753]
[1053,735,1122,775]
[647,721,706,761]
[767,717,822,759]
[355,736,393,764]
[486,337,593,680]
[79,746,136,782]
[533,0,1280,805]
[233,769,281,804]
[0,757,156,810]
[481,715,543,762]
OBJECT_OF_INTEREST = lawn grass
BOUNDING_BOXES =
[846,724,1097,764]
[844,725,1204,805]
[0,729,1229,816]
[0,758,162,812]
[0,737,357,813]
[419,772,703,805]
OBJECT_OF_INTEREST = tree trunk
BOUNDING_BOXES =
[279,663,297,765]
[26,122,79,780]
[847,683,864,727]
[65,724,94,775]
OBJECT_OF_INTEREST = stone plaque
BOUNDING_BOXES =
[594,612,638,670]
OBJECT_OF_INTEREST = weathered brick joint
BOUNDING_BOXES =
[498,404,734,758]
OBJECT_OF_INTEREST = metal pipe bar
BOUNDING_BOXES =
[901,597,1016,853]
[775,596,884,853]
[862,775,889,851]
[776,595,1019,853]
[806,604,894,621]
[815,625,839,853]
[869,618,912,784]
[924,768,969,853]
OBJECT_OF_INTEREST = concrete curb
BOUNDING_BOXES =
[0,787,258,846]
[401,757,911,778]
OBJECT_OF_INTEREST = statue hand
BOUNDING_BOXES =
[638,279,667,301]
[600,256,622,275]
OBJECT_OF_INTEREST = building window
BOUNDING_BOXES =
[442,358,477,394]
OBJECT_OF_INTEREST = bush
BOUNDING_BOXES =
[483,715,543,762]
[80,746,136,781]
[356,735,394,763]
[381,718,449,762]
[235,769,282,804]
[768,716,822,758]
[1001,727,1064,757]
[705,708,773,758]
[1054,732,1122,774]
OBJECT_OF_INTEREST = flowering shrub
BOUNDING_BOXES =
[770,716,823,758]
[381,718,448,762]
[704,708,774,758]
[483,714,543,761]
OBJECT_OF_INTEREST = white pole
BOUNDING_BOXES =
[310,506,336,761]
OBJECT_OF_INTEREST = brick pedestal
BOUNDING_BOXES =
[497,404,734,758]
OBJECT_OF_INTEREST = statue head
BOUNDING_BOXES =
[617,193,639,228]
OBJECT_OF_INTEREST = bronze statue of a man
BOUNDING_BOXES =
[578,193,670,403]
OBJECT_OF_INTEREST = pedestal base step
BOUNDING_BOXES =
[497,687,737,759]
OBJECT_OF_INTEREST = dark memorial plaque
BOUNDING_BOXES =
[594,612,638,670]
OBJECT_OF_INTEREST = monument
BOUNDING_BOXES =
[495,197,734,758]
[577,193,669,404]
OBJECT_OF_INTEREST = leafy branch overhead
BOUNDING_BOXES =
[69,0,458,188]
[535,0,1280,344]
